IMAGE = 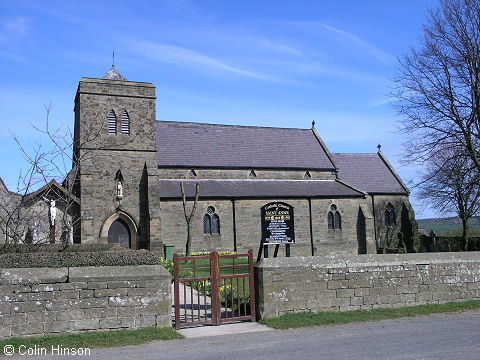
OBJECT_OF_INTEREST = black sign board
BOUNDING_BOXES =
[261,202,295,245]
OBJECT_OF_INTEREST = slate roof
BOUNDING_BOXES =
[156,121,336,170]
[333,153,408,194]
[159,179,365,199]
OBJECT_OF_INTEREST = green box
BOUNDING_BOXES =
[164,244,174,261]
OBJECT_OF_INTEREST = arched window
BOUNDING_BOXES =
[212,214,220,234]
[328,212,334,229]
[203,206,220,235]
[328,204,341,230]
[203,214,211,234]
[249,170,257,178]
[334,211,341,230]
[108,110,117,134]
[121,110,130,135]
[385,203,396,227]
[304,171,311,179]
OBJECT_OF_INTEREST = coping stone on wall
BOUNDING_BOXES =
[0,267,68,285]
[69,265,169,282]
[257,252,480,271]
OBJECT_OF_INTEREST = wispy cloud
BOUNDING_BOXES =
[368,97,396,107]
[0,16,29,45]
[257,38,302,56]
[125,40,278,81]
[322,24,395,66]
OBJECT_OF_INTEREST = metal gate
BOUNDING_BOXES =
[173,250,256,329]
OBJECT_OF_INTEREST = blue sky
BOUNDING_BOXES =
[0,0,441,218]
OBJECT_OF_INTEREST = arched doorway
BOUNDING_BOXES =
[108,218,130,248]
[100,211,138,249]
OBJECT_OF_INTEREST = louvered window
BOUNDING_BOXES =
[108,110,117,134]
[121,110,130,135]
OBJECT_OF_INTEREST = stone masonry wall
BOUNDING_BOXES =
[160,197,376,258]
[255,252,480,319]
[74,77,162,251]
[158,168,336,180]
[0,265,171,339]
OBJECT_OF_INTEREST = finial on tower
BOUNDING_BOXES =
[103,51,127,81]
[377,143,382,152]
[312,120,315,128]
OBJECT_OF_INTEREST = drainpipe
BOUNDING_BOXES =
[231,198,237,252]
[371,195,377,251]
[308,198,315,256]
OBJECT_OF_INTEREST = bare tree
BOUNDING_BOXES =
[0,105,80,251]
[180,182,199,257]
[393,0,480,171]
[418,147,480,250]
[1,102,134,251]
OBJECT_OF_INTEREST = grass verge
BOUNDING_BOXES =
[259,300,480,329]
[0,327,182,356]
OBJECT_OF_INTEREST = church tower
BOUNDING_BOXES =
[73,66,162,251]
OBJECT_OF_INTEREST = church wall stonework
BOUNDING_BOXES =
[158,168,336,180]
[159,197,377,257]
[234,199,312,257]
[311,197,375,256]
[373,194,414,252]
[159,200,234,253]
[75,78,161,250]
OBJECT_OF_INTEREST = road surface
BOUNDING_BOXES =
[7,310,480,359]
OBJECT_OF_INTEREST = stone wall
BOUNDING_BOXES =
[373,195,414,253]
[158,168,336,180]
[0,265,171,339]
[74,77,162,251]
[160,197,376,257]
[255,252,480,319]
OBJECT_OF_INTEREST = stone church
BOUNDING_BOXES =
[2,66,416,256]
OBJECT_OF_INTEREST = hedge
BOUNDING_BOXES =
[0,244,163,268]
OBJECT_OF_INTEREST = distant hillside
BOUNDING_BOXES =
[417,216,480,235]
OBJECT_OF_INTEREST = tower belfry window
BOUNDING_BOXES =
[121,110,130,135]
[108,110,117,134]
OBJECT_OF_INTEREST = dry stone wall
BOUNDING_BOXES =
[255,252,480,318]
[0,265,171,339]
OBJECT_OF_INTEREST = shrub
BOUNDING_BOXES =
[0,244,163,268]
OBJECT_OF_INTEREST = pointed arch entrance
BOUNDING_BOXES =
[100,211,138,249]
[108,218,130,248]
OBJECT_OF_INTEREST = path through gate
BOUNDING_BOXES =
[173,250,256,329]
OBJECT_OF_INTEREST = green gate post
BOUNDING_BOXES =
[164,244,174,261]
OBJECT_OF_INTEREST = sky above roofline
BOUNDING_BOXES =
[0,0,441,218]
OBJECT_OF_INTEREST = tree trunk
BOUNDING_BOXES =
[462,218,469,251]
[186,222,192,257]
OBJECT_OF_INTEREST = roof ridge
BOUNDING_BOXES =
[159,179,338,182]
[333,152,378,156]
[156,120,311,131]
